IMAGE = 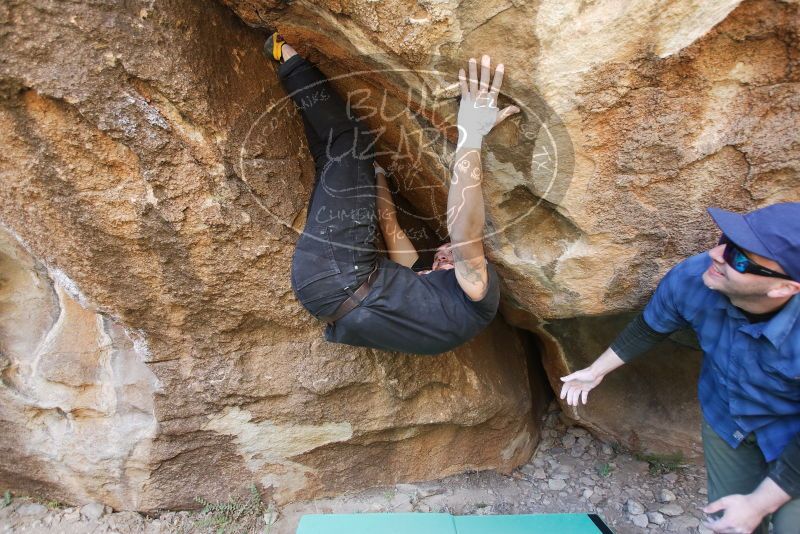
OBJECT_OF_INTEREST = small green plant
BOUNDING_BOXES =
[194,484,271,534]
[30,495,65,509]
[383,490,395,502]
[475,502,488,509]
[635,451,685,475]
[2,490,11,507]
[596,463,612,478]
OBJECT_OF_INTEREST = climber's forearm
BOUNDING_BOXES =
[376,171,418,267]
[375,171,398,227]
[447,147,485,248]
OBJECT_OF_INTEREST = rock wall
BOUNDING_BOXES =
[0,227,161,507]
[222,0,799,458]
[0,0,539,511]
[1,0,798,512]
[227,0,799,318]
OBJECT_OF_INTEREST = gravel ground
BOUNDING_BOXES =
[1,402,711,534]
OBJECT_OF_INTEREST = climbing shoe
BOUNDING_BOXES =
[264,32,286,62]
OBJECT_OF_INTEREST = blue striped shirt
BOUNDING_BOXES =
[643,252,800,462]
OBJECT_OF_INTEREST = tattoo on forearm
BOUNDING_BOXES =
[452,246,487,290]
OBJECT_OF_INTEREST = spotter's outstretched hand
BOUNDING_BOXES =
[456,54,520,149]
[560,367,603,406]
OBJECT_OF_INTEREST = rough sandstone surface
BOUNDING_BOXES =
[0,0,798,513]
[226,0,799,457]
[0,0,538,511]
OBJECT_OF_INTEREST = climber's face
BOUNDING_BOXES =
[432,243,455,271]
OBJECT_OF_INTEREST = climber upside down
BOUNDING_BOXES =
[264,33,519,355]
[262,33,800,534]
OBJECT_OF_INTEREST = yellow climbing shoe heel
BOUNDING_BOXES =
[271,32,285,62]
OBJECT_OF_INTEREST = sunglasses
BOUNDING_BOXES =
[719,235,792,280]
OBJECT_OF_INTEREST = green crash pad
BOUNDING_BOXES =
[296,513,613,533]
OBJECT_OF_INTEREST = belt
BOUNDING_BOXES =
[318,265,379,324]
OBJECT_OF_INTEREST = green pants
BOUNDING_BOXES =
[703,419,800,533]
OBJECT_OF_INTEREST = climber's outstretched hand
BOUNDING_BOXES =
[456,54,519,150]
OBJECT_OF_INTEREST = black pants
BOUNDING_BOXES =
[280,55,378,318]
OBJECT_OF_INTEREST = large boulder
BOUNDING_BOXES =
[221,0,799,458]
[0,0,539,511]
[0,227,161,506]
[1,0,798,511]
[225,0,799,317]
